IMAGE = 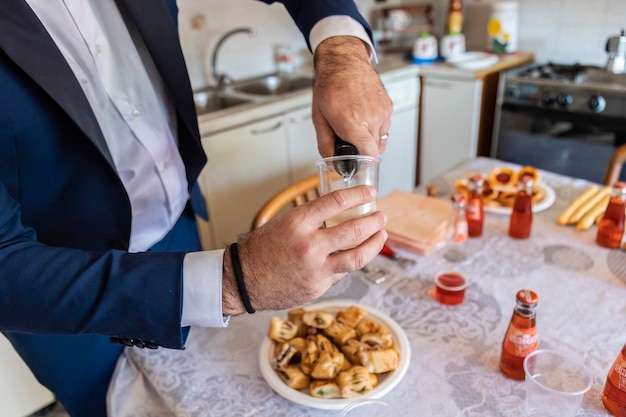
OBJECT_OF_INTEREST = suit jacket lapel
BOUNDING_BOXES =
[0,0,115,169]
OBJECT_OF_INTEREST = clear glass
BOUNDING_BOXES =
[315,155,381,229]
[523,350,593,417]
[340,398,401,417]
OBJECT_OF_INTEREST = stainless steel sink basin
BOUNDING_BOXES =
[193,90,252,115]
[232,75,313,96]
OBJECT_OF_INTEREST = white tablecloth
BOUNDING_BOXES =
[108,158,626,417]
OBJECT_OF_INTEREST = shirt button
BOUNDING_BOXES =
[131,109,141,118]
[95,44,102,53]
[163,161,169,170]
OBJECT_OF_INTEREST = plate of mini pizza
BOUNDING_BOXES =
[453,165,556,215]
[258,300,410,410]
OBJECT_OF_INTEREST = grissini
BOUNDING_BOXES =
[567,186,611,224]
[576,194,610,231]
[557,185,599,225]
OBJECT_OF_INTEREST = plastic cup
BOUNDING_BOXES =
[315,155,381,229]
[434,271,467,305]
[340,398,401,417]
[523,349,593,417]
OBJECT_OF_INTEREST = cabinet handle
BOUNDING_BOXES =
[424,80,452,89]
[250,121,283,135]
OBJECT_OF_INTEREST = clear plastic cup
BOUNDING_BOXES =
[523,349,593,417]
[340,398,401,417]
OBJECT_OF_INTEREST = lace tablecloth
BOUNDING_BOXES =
[107,158,626,417]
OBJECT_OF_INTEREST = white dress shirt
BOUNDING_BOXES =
[25,0,373,328]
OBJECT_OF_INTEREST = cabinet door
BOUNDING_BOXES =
[420,77,482,184]
[198,115,289,248]
[285,106,319,183]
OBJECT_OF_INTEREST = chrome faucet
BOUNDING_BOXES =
[211,27,255,88]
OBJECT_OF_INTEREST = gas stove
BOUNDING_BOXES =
[501,62,626,119]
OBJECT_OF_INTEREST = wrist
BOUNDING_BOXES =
[222,244,246,315]
[314,36,371,79]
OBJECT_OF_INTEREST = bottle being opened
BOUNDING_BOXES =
[602,341,626,417]
[499,289,539,380]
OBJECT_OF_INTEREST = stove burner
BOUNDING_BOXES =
[518,62,591,83]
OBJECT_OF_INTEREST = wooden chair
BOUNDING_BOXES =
[603,144,626,185]
[251,174,320,230]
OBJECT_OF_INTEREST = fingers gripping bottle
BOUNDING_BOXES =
[499,289,539,380]
[602,341,626,417]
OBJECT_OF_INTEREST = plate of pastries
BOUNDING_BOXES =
[259,301,410,410]
[454,165,556,215]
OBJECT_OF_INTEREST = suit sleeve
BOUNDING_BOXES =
[0,181,187,349]
[256,0,372,48]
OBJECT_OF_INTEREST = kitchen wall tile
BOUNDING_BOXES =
[558,0,608,29]
[516,26,559,64]
[553,27,610,66]
[605,0,626,30]
[517,0,563,29]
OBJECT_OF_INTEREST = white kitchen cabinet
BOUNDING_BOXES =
[197,114,290,248]
[285,105,318,183]
[379,71,420,197]
[419,75,482,185]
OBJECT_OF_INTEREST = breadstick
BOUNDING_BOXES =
[557,185,599,225]
[567,186,611,224]
[576,195,610,231]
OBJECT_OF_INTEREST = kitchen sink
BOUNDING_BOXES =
[232,74,313,96]
[193,90,252,115]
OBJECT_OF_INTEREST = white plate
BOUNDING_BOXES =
[484,182,556,215]
[258,300,411,410]
[446,52,499,70]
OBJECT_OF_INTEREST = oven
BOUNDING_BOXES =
[491,63,626,184]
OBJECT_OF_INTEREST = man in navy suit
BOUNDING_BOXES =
[0,0,392,415]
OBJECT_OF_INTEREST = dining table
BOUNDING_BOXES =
[107,157,626,417]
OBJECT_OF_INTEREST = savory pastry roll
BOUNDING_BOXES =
[268,317,299,343]
[358,347,400,374]
[336,305,367,328]
[311,350,345,380]
[337,366,378,398]
[302,310,335,329]
[360,331,393,349]
[356,318,382,337]
[277,365,310,390]
[287,308,309,337]
[273,342,299,369]
[324,320,357,346]
[341,339,368,365]
[310,380,341,399]
[301,335,319,376]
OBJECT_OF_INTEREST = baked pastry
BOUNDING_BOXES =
[273,342,299,369]
[324,321,357,346]
[310,380,341,399]
[358,348,400,374]
[302,310,335,329]
[518,166,540,184]
[337,366,378,398]
[336,305,367,328]
[361,331,393,350]
[311,350,345,380]
[356,317,382,336]
[268,317,298,343]
[277,365,311,390]
[341,339,368,365]
[496,191,517,207]
[489,167,517,188]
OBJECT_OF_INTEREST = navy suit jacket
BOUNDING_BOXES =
[0,0,369,413]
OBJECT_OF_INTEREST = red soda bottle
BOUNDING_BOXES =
[602,341,626,417]
[508,174,534,239]
[596,182,626,249]
[467,175,485,238]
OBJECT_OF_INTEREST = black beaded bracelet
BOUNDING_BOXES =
[229,242,255,314]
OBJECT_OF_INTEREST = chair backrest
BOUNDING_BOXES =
[251,174,320,230]
[603,144,626,185]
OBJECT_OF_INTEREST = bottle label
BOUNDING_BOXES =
[453,221,468,243]
[608,356,626,392]
[503,327,538,357]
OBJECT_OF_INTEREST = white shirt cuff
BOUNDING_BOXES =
[181,250,230,328]
[309,16,378,63]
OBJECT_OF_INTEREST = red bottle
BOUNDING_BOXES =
[596,182,626,249]
[500,289,539,380]
[508,174,534,239]
[602,341,626,417]
[451,193,469,243]
[466,175,485,237]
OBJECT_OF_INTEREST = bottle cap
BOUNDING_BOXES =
[451,192,467,205]
[516,289,539,307]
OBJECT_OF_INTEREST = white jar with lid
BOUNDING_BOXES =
[488,1,519,54]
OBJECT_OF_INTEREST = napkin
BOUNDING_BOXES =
[377,190,452,254]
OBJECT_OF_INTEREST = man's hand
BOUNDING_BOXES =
[222,185,387,315]
[312,36,393,158]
